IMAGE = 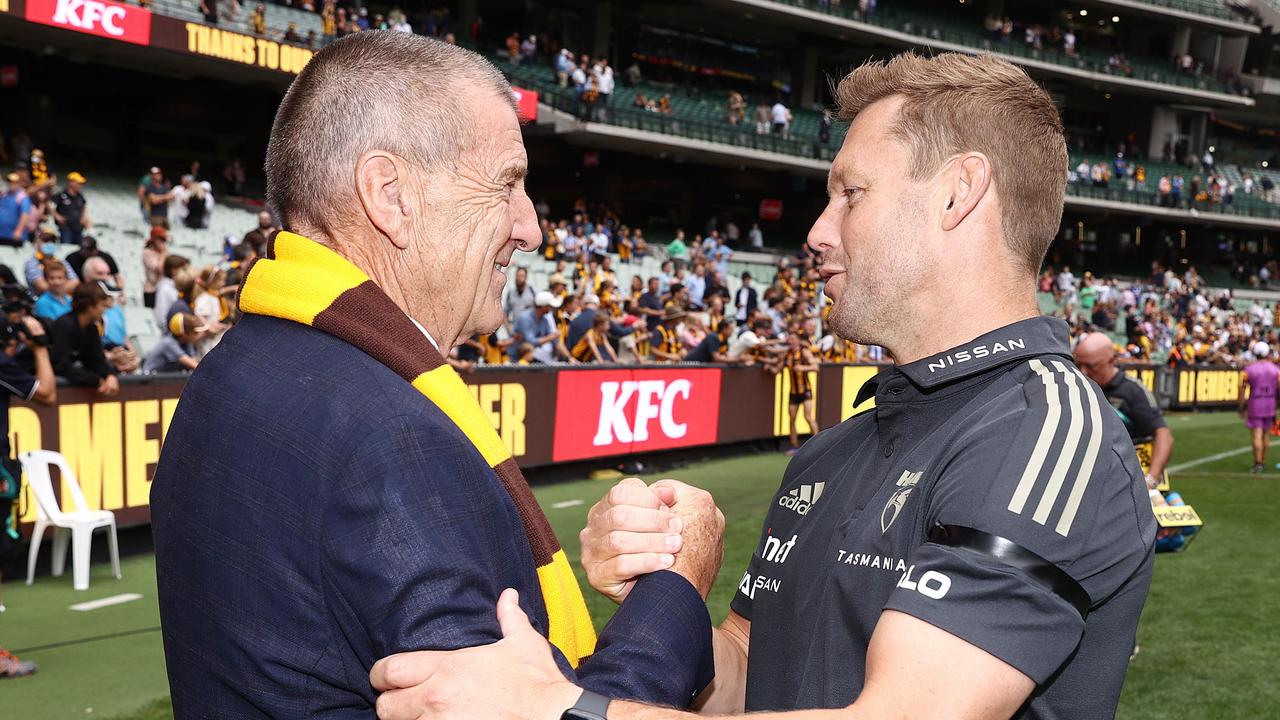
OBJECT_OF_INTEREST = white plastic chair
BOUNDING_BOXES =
[22,450,122,591]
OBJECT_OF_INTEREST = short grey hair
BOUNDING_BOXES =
[82,256,111,279]
[266,31,513,238]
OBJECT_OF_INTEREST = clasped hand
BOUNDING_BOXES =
[369,477,726,719]
[580,476,724,603]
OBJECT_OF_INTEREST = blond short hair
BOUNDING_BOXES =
[834,52,1067,275]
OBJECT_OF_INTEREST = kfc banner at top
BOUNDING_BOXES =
[26,0,152,46]
[553,368,721,462]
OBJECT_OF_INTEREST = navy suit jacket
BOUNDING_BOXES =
[152,315,713,718]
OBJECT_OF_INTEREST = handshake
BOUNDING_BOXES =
[369,479,727,720]
[581,478,726,603]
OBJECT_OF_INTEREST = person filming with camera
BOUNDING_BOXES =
[0,311,55,678]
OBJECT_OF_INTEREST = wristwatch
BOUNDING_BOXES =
[561,689,611,720]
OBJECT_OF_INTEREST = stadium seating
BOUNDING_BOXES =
[761,0,1246,97]
[1120,0,1241,22]
[1068,154,1280,220]
[495,53,846,161]
[2,171,253,353]
[20,168,788,353]
[147,0,322,43]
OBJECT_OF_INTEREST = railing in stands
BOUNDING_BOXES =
[513,73,841,162]
[757,0,1250,97]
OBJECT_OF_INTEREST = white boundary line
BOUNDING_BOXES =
[551,499,584,509]
[70,593,143,612]
[1168,446,1254,473]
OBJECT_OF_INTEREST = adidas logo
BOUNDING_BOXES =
[778,482,825,516]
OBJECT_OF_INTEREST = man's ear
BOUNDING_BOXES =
[354,151,414,250]
[940,153,992,233]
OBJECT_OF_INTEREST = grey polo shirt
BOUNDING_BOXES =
[731,316,1155,718]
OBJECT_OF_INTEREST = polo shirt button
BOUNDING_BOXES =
[884,444,894,457]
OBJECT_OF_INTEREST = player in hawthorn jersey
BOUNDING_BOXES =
[775,328,820,454]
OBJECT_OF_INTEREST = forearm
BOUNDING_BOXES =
[690,626,748,714]
[576,572,714,707]
[31,347,56,403]
[608,701,846,719]
[1149,428,1173,479]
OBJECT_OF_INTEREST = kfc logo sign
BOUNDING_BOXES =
[27,0,152,46]
[553,369,721,462]
[593,379,692,446]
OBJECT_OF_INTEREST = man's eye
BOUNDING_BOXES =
[844,187,863,201]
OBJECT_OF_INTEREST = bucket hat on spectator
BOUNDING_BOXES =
[548,273,567,287]
[534,290,562,309]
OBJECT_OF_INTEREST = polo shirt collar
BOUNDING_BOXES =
[854,316,1072,406]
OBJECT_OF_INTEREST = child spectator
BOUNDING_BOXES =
[153,254,190,328]
[144,314,204,373]
[516,341,536,365]
[193,266,230,357]
[32,260,72,320]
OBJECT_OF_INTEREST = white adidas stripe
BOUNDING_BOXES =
[1010,360,1104,537]
[787,482,825,504]
[1032,361,1086,525]
[1009,359,1061,514]
[1056,367,1104,537]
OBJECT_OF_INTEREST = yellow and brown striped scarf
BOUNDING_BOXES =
[238,231,597,666]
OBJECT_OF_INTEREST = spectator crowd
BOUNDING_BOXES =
[179,0,463,49]
[0,137,260,393]
[1044,262,1280,368]
[446,202,886,375]
[1068,147,1279,212]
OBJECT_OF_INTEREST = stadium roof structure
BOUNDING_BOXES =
[1043,0,1260,35]
[705,0,1259,108]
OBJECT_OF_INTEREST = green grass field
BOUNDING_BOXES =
[5,411,1278,719]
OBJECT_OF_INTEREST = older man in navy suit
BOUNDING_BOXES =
[151,32,721,719]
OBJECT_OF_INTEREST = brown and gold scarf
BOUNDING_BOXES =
[239,231,597,666]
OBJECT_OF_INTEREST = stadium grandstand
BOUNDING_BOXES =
[1,0,1279,718]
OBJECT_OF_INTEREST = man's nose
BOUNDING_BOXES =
[806,204,839,256]
[511,191,541,253]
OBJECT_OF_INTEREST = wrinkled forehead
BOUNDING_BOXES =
[466,91,527,166]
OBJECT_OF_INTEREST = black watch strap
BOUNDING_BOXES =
[561,689,611,720]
